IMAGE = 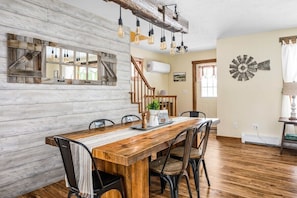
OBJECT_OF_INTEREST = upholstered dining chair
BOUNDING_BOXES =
[170,120,212,198]
[54,136,126,198]
[89,119,115,129]
[180,111,206,118]
[121,114,141,124]
[149,127,195,198]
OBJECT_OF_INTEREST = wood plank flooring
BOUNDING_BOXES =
[18,133,297,198]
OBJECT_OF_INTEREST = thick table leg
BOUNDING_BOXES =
[95,158,149,198]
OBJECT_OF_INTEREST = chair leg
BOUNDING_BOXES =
[173,176,179,198]
[67,191,72,198]
[184,172,193,198]
[190,160,201,198]
[202,159,210,186]
[189,160,200,196]
[163,175,177,198]
[160,177,166,193]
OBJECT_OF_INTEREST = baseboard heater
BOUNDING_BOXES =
[241,133,280,146]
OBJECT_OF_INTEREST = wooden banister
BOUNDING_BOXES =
[130,56,177,116]
[130,57,154,90]
[130,56,155,113]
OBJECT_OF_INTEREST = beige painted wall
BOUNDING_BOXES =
[217,27,297,139]
[168,50,216,115]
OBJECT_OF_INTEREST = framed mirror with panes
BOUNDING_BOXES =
[7,33,117,86]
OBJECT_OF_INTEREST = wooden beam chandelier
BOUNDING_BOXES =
[105,0,189,33]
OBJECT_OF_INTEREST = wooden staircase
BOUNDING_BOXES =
[130,56,177,116]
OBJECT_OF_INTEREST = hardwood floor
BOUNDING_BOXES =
[19,133,297,198]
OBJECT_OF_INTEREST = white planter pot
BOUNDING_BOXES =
[149,110,160,127]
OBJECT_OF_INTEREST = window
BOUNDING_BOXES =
[200,65,217,97]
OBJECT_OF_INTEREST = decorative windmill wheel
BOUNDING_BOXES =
[229,55,270,81]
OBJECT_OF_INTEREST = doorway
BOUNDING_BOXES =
[192,59,217,118]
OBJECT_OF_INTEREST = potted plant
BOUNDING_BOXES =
[147,99,160,127]
[147,99,160,110]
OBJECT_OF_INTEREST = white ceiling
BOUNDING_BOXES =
[61,0,297,53]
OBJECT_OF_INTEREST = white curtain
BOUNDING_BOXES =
[281,41,297,118]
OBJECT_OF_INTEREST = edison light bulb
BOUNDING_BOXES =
[180,46,185,54]
[162,36,167,50]
[118,25,124,38]
[135,34,140,44]
[148,28,154,44]
[170,47,175,55]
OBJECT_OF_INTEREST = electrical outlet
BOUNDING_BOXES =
[252,123,259,130]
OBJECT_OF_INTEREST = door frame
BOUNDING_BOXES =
[192,58,216,110]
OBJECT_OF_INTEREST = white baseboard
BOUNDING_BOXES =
[241,133,280,146]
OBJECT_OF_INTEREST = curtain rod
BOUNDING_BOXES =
[279,35,297,44]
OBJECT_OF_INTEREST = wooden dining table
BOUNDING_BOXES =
[45,117,220,198]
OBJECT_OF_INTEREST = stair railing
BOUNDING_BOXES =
[130,56,177,116]
[130,56,155,113]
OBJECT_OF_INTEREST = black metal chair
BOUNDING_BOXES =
[54,136,126,198]
[89,119,115,129]
[149,127,195,198]
[180,111,206,118]
[121,114,141,124]
[170,120,212,198]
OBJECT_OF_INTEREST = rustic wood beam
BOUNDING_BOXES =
[104,0,189,33]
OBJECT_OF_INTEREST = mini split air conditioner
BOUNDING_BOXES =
[147,61,170,73]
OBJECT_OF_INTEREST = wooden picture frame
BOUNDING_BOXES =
[173,72,186,82]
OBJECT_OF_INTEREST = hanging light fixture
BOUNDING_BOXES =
[160,33,163,49]
[162,31,167,50]
[54,48,58,59]
[51,47,54,59]
[176,33,188,54]
[136,17,141,35]
[160,28,167,50]
[148,23,154,44]
[117,6,124,38]
[170,32,176,55]
[63,49,67,62]
[134,17,141,44]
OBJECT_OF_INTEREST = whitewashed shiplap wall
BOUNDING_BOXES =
[0,0,138,197]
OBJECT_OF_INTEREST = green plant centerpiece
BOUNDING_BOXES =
[147,99,160,110]
[147,99,160,127]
